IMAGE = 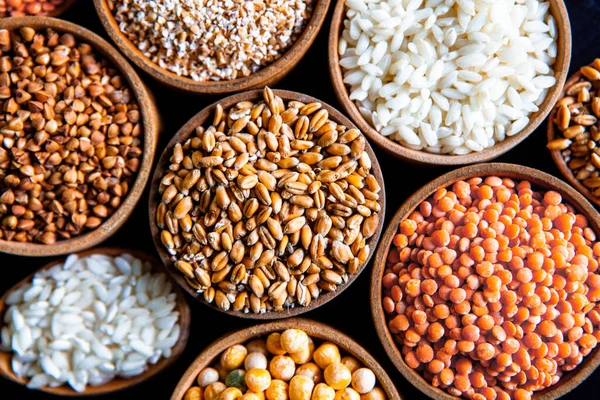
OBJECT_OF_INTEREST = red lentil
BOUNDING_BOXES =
[383,177,600,399]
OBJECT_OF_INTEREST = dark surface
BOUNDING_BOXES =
[0,0,599,398]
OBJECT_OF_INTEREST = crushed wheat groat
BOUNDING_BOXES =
[108,0,313,81]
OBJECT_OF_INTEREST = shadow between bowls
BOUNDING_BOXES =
[44,0,78,18]
[0,247,191,396]
[148,88,386,319]
[0,17,160,256]
[547,70,600,208]
[370,163,600,400]
[328,0,572,165]
[93,0,331,95]
[171,318,402,400]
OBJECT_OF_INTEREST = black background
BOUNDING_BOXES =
[1,0,600,398]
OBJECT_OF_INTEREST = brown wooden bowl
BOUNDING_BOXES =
[0,17,160,257]
[328,0,572,165]
[92,0,330,95]
[371,163,600,400]
[148,88,386,319]
[547,69,600,208]
[0,247,191,396]
[170,318,402,400]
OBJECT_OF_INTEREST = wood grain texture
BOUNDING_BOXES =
[170,318,401,400]
[547,70,600,207]
[0,17,160,257]
[370,163,600,400]
[0,247,190,396]
[328,0,572,165]
[148,89,386,319]
[92,0,331,95]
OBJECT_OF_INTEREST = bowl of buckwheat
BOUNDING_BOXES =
[93,0,331,94]
[148,87,385,318]
[0,17,160,256]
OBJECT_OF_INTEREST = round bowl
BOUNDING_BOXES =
[0,247,191,396]
[547,69,600,208]
[0,0,77,18]
[371,162,600,400]
[93,0,330,95]
[148,88,386,319]
[171,318,401,400]
[328,0,572,165]
[0,17,160,256]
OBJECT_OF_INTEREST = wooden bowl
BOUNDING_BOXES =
[0,17,160,257]
[0,247,191,396]
[92,0,331,95]
[148,88,386,319]
[371,163,600,400]
[547,69,600,208]
[328,0,572,165]
[171,318,402,400]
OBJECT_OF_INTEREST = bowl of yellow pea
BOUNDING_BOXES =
[170,318,401,400]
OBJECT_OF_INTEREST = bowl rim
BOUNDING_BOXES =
[0,247,191,396]
[547,68,600,208]
[0,16,160,257]
[327,0,572,165]
[148,88,386,319]
[93,0,331,94]
[170,317,402,400]
[370,162,600,400]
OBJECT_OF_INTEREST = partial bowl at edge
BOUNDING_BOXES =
[0,17,160,257]
[371,162,600,400]
[0,247,191,396]
[171,318,401,400]
[328,0,572,165]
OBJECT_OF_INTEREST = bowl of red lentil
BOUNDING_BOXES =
[0,17,160,256]
[0,0,77,18]
[372,163,600,400]
[92,0,330,95]
[171,318,401,400]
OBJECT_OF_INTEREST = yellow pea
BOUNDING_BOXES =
[311,383,335,400]
[246,368,272,392]
[266,333,287,355]
[266,379,289,400]
[313,343,341,369]
[324,363,351,390]
[289,375,315,400]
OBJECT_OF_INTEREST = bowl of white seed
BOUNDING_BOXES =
[328,0,572,165]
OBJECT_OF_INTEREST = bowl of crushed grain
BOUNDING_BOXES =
[372,162,600,400]
[171,318,401,400]
[328,0,571,165]
[148,87,385,319]
[0,17,160,256]
[93,0,330,94]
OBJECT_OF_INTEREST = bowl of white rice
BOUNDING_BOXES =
[328,0,571,165]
